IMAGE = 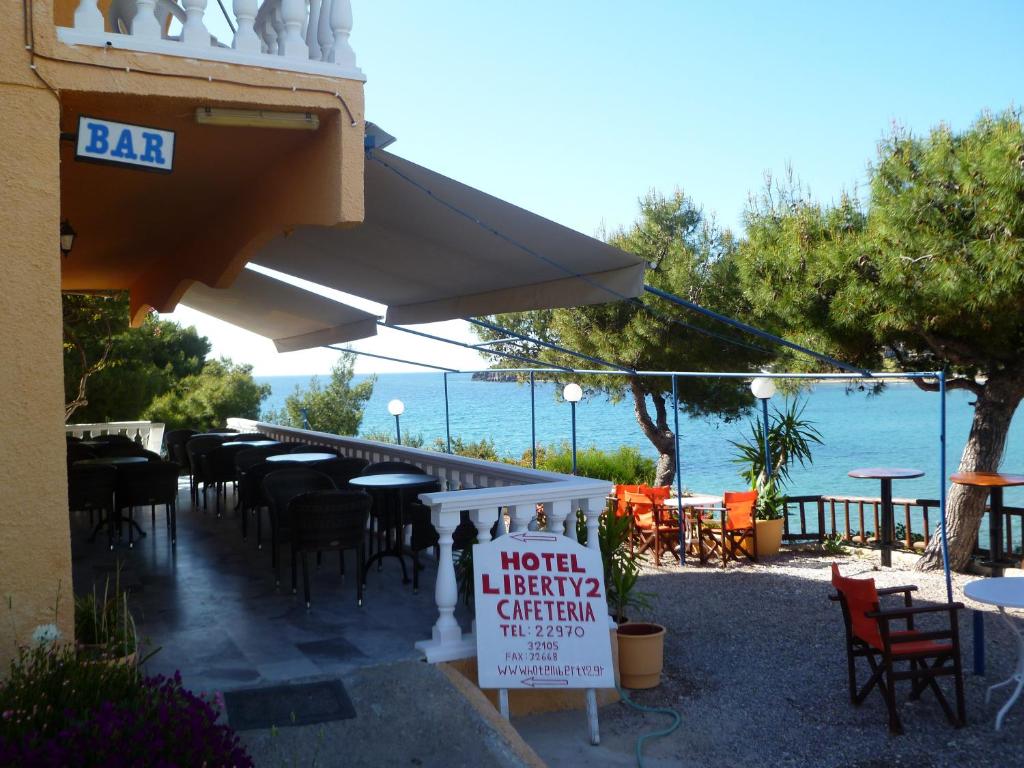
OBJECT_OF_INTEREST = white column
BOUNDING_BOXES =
[417,508,463,659]
[472,508,495,544]
[270,5,286,55]
[306,0,322,60]
[582,497,603,552]
[548,499,571,539]
[508,504,532,533]
[181,0,210,48]
[328,0,356,67]
[73,0,104,32]
[131,0,162,38]
[317,0,334,61]
[232,0,261,52]
[279,0,309,59]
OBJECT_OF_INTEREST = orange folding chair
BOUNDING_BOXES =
[695,490,758,567]
[629,485,679,567]
[829,564,965,733]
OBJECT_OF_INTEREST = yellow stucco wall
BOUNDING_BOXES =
[0,21,73,661]
[0,1,367,667]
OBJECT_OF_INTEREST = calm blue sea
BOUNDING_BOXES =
[255,372,1024,506]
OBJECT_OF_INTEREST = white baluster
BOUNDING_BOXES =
[509,504,531,533]
[317,0,334,61]
[306,0,322,60]
[132,0,161,38]
[73,0,104,32]
[548,499,571,539]
[271,5,286,55]
[566,500,580,542]
[582,497,603,552]
[426,509,462,653]
[233,0,260,52]
[328,0,356,67]
[472,509,495,544]
[279,0,309,59]
[181,0,210,48]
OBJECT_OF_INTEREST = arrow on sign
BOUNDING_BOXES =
[520,677,569,688]
[508,532,560,543]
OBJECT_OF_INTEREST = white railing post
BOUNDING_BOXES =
[181,0,210,48]
[271,5,286,55]
[73,0,105,32]
[548,499,570,539]
[233,0,261,51]
[328,0,356,67]
[415,506,469,662]
[508,504,532,533]
[317,0,334,61]
[279,0,309,59]
[131,0,162,38]
[582,497,604,552]
[306,0,322,60]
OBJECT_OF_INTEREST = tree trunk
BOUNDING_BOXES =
[917,372,1024,571]
[628,378,676,486]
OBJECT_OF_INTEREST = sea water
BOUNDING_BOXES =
[256,372,1024,507]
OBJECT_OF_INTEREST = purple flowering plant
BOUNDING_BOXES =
[0,643,253,767]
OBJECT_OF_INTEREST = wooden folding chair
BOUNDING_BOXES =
[829,563,966,733]
[695,490,757,567]
[629,486,679,567]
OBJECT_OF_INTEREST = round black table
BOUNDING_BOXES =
[222,440,281,448]
[349,473,440,591]
[266,452,337,464]
[848,467,924,567]
[74,456,150,546]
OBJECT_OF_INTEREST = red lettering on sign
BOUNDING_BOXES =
[481,574,500,595]
[585,577,600,598]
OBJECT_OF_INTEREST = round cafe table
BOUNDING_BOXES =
[348,473,440,591]
[222,440,281,449]
[74,456,149,547]
[950,472,1024,577]
[964,577,1024,730]
[848,467,924,567]
[265,452,337,464]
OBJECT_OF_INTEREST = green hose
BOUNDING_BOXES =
[615,685,682,768]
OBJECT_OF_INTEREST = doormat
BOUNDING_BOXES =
[223,680,356,730]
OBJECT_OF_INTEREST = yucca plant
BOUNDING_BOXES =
[74,568,137,661]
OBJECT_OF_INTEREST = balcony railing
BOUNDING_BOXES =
[228,419,613,663]
[65,420,165,453]
[59,0,364,80]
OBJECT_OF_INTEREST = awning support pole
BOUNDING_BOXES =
[444,372,452,454]
[530,371,537,469]
[672,374,684,564]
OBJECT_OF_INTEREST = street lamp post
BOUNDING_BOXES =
[750,376,776,482]
[387,399,405,445]
[563,383,583,475]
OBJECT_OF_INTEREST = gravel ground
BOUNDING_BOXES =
[515,549,1024,768]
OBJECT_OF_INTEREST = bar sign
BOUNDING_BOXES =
[76,116,175,173]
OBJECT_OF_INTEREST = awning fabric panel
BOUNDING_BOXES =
[250,150,646,325]
[180,269,379,352]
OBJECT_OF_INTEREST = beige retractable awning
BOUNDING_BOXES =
[249,149,646,325]
[179,269,379,353]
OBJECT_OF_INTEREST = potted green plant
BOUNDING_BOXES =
[74,570,138,665]
[730,397,822,557]
[581,509,663,688]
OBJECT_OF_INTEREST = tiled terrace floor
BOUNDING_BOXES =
[69,478,467,695]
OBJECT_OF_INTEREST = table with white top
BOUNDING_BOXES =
[664,494,723,561]
[964,577,1024,729]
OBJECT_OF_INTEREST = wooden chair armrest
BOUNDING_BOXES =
[876,585,919,596]
[868,602,965,620]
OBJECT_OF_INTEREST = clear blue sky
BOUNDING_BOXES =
[172,1,1024,374]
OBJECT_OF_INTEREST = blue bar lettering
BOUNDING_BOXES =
[84,122,109,155]
[140,132,165,165]
[110,129,137,160]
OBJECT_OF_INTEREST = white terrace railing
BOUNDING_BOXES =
[228,419,613,663]
[59,0,364,81]
[65,420,165,453]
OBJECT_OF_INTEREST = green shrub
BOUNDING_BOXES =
[525,442,656,485]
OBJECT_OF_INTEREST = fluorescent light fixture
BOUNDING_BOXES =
[195,107,319,130]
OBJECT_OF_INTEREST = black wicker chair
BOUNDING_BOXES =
[201,443,250,516]
[309,457,369,488]
[69,463,117,549]
[164,428,197,471]
[185,435,225,508]
[288,489,372,608]
[67,443,98,467]
[115,460,181,546]
[262,468,336,585]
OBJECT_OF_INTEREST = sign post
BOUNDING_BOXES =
[474,530,614,744]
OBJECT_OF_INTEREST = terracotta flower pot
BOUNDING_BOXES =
[616,622,665,689]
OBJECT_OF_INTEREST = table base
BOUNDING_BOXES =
[987,607,1024,730]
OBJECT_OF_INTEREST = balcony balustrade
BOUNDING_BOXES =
[59,0,364,80]
[65,420,165,452]
[228,419,613,663]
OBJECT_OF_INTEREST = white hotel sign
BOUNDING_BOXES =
[76,116,175,173]
[473,532,614,690]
